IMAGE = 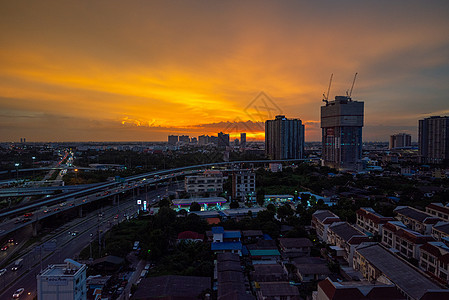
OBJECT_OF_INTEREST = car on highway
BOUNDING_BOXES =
[0,268,6,276]
[8,238,14,243]
[1,245,8,251]
[12,288,24,298]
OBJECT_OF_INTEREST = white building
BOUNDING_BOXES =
[184,170,224,196]
[231,170,255,201]
[37,259,87,300]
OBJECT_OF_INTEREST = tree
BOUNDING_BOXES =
[267,203,276,212]
[230,201,239,209]
[190,202,201,211]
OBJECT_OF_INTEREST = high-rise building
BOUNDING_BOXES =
[265,115,305,160]
[321,96,364,171]
[168,135,178,145]
[232,170,256,201]
[198,135,210,145]
[37,259,87,300]
[179,135,190,143]
[240,133,247,148]
[217,132,230,148]
[390,133,412,149]
[419,116,449,164]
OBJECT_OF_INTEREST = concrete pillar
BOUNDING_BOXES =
[112,195,117,205]
[32,221,40,237]
[78,206,83,217]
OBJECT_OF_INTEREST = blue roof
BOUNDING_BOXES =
[388,196,400,203]
[212,226,224,234]
[263,234,272,240]
[211,242,242,251]
[223,231,241,239]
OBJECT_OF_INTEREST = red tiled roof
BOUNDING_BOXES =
[356,208,394,225]
[420,242,449,264]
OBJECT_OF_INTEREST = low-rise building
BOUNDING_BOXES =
[185,170,224,197]
[211,227,242,256]
[419,241,449,285]
[382,221,434,260]
[232,170,256,201]
[314,277,406,300]
[426,203,449,222]
[432,222,449,241]
[327,222,371,266]
[278,238,313,258]
[251,263,288,282]
[37,259,87,300]
[256,282,300,300]
[292,257,332,282]
[394,206,440,234]
[353,243,448,300]
[355,207,394,236]
[312,210,341,241]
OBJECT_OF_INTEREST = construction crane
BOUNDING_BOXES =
[346,72,358,99]
[322,73,333,105]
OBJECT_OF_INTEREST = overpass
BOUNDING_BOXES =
[0,159,307,237]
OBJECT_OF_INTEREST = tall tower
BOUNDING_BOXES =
[419,116,449,164]
[265,115,305,160]
[240,133,247,148]
[321,96,364,171]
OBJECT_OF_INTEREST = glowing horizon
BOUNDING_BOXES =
[1,1,448,143]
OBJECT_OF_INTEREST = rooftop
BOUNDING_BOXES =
[394,206,440,224]
[172,197,227,206]
[356,244,443,299]
[329,222,367,243]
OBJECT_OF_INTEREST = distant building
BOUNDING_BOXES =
[190,137,198,144]
[390,133,412,149]
[355,207,394,236]
[178,135,190,143]
[37,259,87,300]
[420,241,449,285]
[419,116,449,164]
[321,96,364,171]
[234,138,239,147]
[394,206,440,234]
[198,135,210,145]
[312,210,341,242]
[168,135,178,145]
[240,133,247,148]
[426,203,449,222]
[218,132,230,148]
[265,115,305,160]
[231,170,256,201]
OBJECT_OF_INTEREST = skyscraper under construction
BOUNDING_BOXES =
[321,96,364,171]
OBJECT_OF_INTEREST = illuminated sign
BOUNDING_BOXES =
[143,201,147,211]
[137,200,142,205]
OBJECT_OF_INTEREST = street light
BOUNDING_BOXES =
[32,157,36,178]
[14,163,19,182]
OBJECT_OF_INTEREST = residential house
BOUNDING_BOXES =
[419,241,449,285]
[278,238,313,258]
[313,277,406,300]
[211,227,242,256]
[394,206,440,234]
[251,263,288,282]
[312,210,341,241]
[426,203,449,222]
[381,221,434,260]
[353,243,449,300]
[432,222,449,241]
[327,222,371,266]
[256,282,300,300]
[355,207,394,236]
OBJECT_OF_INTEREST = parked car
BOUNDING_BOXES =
[0,268,6,276]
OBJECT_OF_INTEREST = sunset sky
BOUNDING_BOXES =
[1,0,448,142]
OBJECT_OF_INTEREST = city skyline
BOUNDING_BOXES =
[1,1,449,142]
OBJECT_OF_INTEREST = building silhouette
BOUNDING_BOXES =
[390,133,412,149]
[419,116,449,164]
[240,133,247,148]
[217,132,230,148]
[168,135,178,145]
[265,115,305,160]
[321,96,364,171]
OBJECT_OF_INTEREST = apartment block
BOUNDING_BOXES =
[231,170,256,201]
[184,170,224,196]
[394,206,440,234]
[311,210,341,242]
[381,221,434,260]
[355,207,394,236]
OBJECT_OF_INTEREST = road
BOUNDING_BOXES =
[0,184,175,300]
